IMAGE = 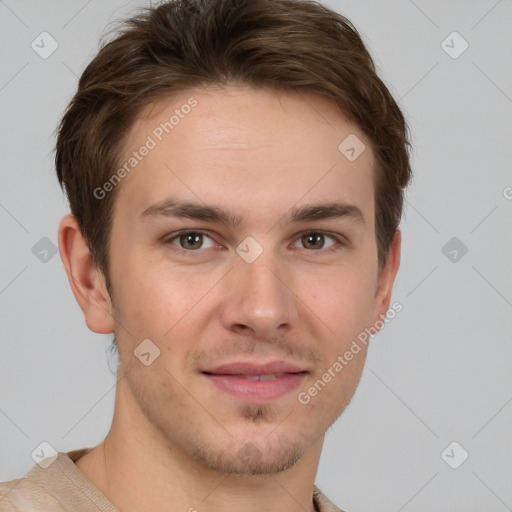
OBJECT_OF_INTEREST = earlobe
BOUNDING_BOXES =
[58,214,115,334]
[372,229,401,327]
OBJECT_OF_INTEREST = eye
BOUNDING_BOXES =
[163,229,345,256]
[165,231,217,251]
[293,231,341,252]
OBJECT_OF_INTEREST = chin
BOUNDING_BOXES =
[190,436,306,476]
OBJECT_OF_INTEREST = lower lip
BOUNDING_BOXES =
[203,373,307,403]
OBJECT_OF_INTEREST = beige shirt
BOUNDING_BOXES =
[0,448,343,511]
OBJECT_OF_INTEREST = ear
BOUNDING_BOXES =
[371,229,401,327]
[58,214,115,334]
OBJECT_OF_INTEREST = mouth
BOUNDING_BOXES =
[200,361,308,403]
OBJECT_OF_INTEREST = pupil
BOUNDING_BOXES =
[183,233,201,249]
[305,234,323,249]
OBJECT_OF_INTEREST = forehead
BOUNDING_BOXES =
[114,84,375,226]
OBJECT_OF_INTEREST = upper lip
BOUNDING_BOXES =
[202,360,307,376]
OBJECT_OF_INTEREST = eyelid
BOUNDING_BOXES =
[293,230,347,253]
[163,229,219,251]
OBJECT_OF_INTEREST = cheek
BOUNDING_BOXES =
[305,267,376,335]
[111,256,215,348]
[109,251,168,342]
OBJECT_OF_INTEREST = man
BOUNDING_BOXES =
[0,0,411,510]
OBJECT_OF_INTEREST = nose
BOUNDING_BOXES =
[219,249,299,340]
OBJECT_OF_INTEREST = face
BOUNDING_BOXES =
[104,84,395,475]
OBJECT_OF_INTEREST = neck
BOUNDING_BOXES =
[75,380,323,512]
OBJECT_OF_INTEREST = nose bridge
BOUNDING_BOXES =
[222,243,297,335]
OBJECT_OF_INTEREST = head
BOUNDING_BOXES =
[57,0,411,476]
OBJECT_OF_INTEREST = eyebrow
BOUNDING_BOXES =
[140,199,365,227]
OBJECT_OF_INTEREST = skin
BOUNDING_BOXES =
[59,84,401,512]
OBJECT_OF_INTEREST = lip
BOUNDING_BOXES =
[202,360,306,376]
[201,360,308,403]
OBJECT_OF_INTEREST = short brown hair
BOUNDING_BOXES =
[56,0,411,288]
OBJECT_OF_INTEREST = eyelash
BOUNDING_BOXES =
[163,230,346,256]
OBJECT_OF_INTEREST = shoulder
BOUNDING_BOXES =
[1,449,115,512]
[0,478,20,512]
[0,476,64,511]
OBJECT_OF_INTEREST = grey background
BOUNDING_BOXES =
[1,1,511,511]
